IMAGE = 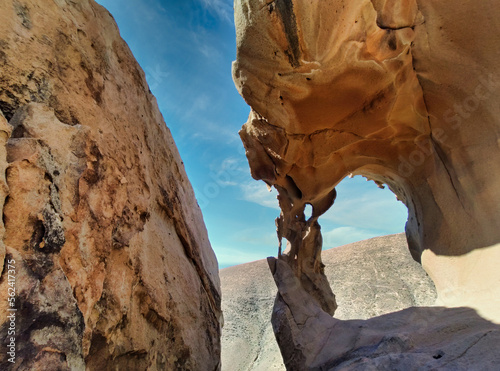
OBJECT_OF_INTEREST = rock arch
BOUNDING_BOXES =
[233,0,500,368]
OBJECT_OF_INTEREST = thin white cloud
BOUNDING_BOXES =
[207,169,238,187]
[176,92,240,145]
[240,182,280,210]
[192,93,210,112]
[144,64,170,91]
[235,230,277,246]
[215,246,267,268]
[190,119,240,144]
[198,43,222,61]
[322,226,377,248]
[200,0,233,24]
[239,176,406,232]
[220,157,240,170]
[186,27,224,64]
[322,179,407,233]
[208,156,247,177]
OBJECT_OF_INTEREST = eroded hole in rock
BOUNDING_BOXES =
[231,1,500,368]
[321,176,408,249]
[30,219,45,250]
[304,203,312,220]
[269,173,411,317]
[0,100,17,121]
[11,123,27,138]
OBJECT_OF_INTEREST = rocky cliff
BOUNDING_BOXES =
[233,0,500,369]
[0,1,221,370]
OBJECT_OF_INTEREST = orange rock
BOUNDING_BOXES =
[0,1,221,369]
[234,0,500,368]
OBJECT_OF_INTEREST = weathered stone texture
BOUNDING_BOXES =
[0,1,221,370]
[233,0,500,369]
[221,234,438,371]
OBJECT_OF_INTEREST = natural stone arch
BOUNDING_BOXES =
[234,0,500,368]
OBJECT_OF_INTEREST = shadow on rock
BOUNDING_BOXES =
[268,257,500,371]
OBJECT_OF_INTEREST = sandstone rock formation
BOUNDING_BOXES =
[0,1,221,370]
[221,234,437,371]
[233,0,500,369]
[269,257,499,370]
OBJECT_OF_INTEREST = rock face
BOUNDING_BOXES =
[0,1,221,370]
[233,0,500,369]
[221,234,437,371]
[267,256,500,370]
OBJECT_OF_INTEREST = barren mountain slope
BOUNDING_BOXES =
[221,233,437,371]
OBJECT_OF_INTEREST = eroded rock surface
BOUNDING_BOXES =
[233,0,500,369]
[269,256,500,370]
[221,234,437,371]
[0,1,221,370]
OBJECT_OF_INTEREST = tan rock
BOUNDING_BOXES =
[0,112,11,270]
[221,234,437,371]
[233,0,500,368]
[0,1,221,370]
[269,255,500,370]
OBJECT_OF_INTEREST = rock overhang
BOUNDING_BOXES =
[233,3,500,366]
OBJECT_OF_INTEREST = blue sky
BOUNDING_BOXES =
[96,0,408,268]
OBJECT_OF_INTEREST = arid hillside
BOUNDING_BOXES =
[221,234,437,371]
